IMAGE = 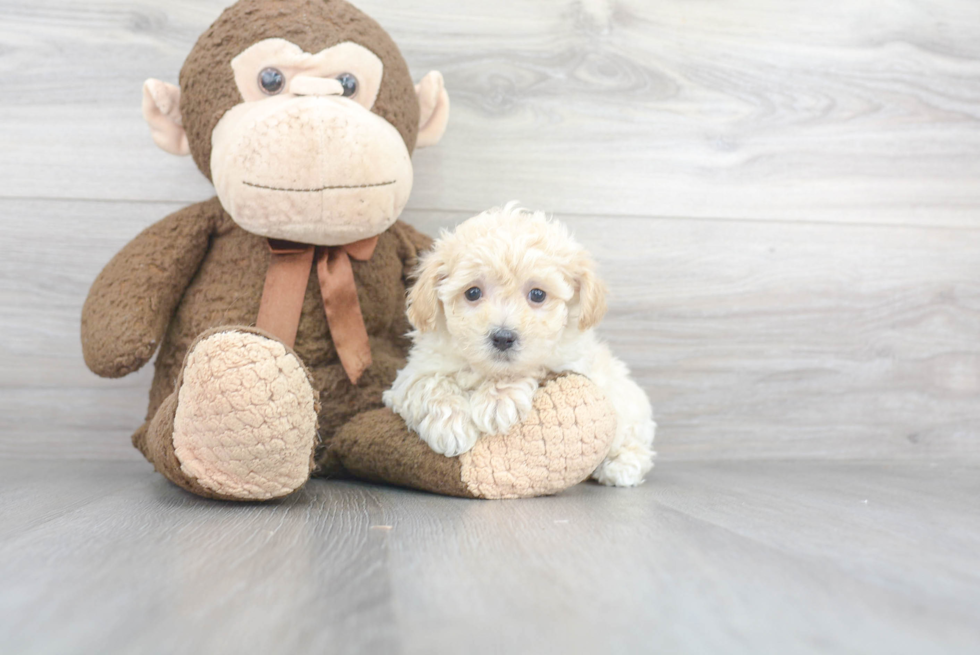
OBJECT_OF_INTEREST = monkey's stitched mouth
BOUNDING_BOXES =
[242,180,396,193]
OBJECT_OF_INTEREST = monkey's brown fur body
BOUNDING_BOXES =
[81,0,616,501]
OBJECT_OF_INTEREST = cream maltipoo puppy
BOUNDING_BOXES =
[383,204,656,486]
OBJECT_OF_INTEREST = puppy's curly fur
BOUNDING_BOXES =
[384,204,656,486]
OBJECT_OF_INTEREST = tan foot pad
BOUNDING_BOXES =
[458,374,616,499]
[173,331,317,500]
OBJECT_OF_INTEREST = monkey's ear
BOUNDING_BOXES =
[415,71,450,149]
[142,79,191,156]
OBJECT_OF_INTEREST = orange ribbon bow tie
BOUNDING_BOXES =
[255,236,379,385]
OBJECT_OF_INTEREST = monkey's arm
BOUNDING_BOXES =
[81,200,219,378]
[390,220,434,281]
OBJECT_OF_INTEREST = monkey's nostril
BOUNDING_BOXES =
[490,329,519,352]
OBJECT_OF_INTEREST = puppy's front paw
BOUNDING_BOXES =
[416,398,481,457]
[469,378,538,436]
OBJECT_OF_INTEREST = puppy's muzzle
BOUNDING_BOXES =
[490,329,519,352]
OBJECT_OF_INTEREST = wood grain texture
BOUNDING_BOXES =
[1,459,978,654]
[1,4,978,652]
[2,199,978,461]
[0,2,977,458]
[0,0,978,224]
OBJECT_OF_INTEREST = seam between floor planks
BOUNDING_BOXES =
[5,196,980,233]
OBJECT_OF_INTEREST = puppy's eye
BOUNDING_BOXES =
[464,287,482,302]
[337,73,358,97]
[528,288,547,304]
[258,67,286,95]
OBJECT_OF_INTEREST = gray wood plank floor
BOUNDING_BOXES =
[1,459,978,655]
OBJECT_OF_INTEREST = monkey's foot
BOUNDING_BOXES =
[330,374,617,499]
[168,329,318,500]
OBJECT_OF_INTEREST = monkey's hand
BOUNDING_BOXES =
[81,200,219,378]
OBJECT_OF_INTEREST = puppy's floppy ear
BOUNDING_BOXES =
[407,249,445,332]
[571,253,607,330]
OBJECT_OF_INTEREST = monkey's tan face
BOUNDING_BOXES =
[210,39,414,246]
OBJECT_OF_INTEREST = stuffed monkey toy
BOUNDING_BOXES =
[81,0,616,501]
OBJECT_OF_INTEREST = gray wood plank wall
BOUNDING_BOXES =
[1,0,978,462]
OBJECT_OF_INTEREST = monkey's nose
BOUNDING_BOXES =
[490,329,519,352]
[290,76,344,97]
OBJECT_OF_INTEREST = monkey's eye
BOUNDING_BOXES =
[258,67,286,95]
[464,287,482,302]
[528,288,547,304]
[337,73,358,98]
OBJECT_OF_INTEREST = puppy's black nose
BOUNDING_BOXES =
[490,329,518,352]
